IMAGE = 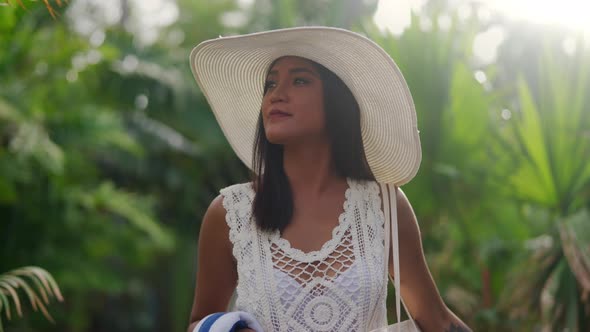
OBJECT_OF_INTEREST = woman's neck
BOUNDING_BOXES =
[282,140,344,196]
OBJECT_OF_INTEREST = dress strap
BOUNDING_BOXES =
[380,183,419,331]
[219,182,256,250]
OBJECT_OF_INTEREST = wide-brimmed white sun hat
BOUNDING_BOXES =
[189,26,421,186]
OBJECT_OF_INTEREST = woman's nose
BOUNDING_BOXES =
[269,83,288,103]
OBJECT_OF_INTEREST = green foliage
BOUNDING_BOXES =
[495,37,590,330]
[246,0,378,30]
[364,5,590,330]
[0,3,176,330]
[501,39,590,213]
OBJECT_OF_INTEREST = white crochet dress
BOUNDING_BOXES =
[220,178,389,332]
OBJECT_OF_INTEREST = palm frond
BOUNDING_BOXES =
[0,266,63,331]
[559,210,590,299]
[0,0,67,18]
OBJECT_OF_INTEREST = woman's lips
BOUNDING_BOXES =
[268,110,292,120]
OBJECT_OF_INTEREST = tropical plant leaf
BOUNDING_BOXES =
[509,77,556,205]
[8,121,65,174]
[498,34,590,330]
[0,266,63,331]
[2,0,67,18]
[503,40,590,213]
[75,182,174,251]
[559,209,590,297]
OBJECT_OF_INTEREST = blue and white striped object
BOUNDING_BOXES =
[193,311,264,332]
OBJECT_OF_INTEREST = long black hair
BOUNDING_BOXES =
[252,57,374,232]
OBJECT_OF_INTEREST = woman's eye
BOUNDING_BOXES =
[264,80,276,92]
[294,78,309,85]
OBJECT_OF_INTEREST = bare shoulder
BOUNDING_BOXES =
[199,194,230,244]
[204,194,227,223]
[201,181,255,240]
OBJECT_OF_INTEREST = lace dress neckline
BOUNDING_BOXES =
[268,177,354,263]
[220,178,389,331]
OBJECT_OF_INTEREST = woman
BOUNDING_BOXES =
[187,27,471,332]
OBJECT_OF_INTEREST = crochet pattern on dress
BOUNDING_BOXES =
[220,178,389,332]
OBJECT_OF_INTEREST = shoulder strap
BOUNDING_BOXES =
[219,182,256,246]
[379,183,419,331]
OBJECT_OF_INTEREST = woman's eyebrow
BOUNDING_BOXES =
[267,67,320,78]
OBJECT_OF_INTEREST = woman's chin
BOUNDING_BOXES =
[266,135,289,145]
[265,130,292,145]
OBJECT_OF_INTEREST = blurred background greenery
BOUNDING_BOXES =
[0,0,589,331]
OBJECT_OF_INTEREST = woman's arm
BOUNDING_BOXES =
[187,195,238,332]
[391,187,472,332]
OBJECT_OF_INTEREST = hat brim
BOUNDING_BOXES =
[190,26,421,185]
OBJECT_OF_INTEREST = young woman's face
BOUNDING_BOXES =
[261,56,325,145]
